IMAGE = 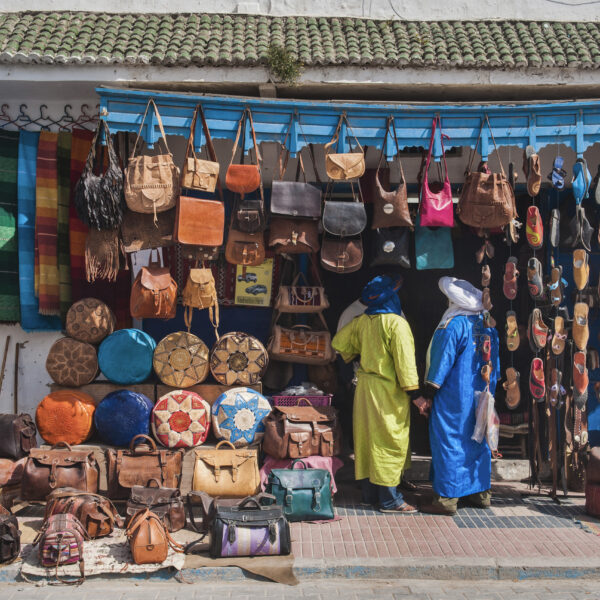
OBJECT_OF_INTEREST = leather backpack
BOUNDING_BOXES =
[126,508,183,565]
[324,114,365,181]
[126,478,185,532]
[0,506,20,564]
[0,413,36,460]
[182,267,219,333]
[225,226,266,266]
[130,252,177,320]
[320,235,363,273]
[225,109,262,195]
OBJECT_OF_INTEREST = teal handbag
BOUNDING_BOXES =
[266,459,334,522]
[414,216,454,270]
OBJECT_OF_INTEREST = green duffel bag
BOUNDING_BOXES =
[265,459,334,522]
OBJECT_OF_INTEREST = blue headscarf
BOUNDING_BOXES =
[361,275,403,316]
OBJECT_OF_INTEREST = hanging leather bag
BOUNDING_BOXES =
[74,119,124,230]
[21,443,99,501]
[106,434,184,500]
[130,251,178,320]
[225,226,266,266]
[262,405,342,459]
[124,99,180,219]
[0,509,20,564]
[0,413,36,460]
[225,109,262,195]
[274,271,329,313]
[126,479,185,532]
[121,208,176,253]
[126,508,183,565]
[322,182,367,237]
[370,227,411,269]
[414,216,454,270]
[324,114,365,181]
[320,235,363,273]
[268,217,320,254]
[457,115,517,229]
[181,266,219,334]
[420,116,454,227]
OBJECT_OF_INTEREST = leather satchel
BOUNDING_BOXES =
[457,115,516,229]
[274,272,329,313]
[0,508,20,564]
[266,459,334,522]
[370,227,411,269]
[262,405,342,460]
[45,488,123,539]
[320,235,363,273]
[0,413,36,460]
[176,196,225,246]
[268,313,335,365]
[233,196,266,234]
[124,99,180,218]
[21,442,99,501]
[126,478,185,532]
[130,252,178,320]
[268,217,320,254]
[225,226,266,266]
[106,434,184,500]
[126,508,183,565]
[322,183,367,237]
[192,440,260,498]
[225,109,262,195]
[182,267,219,333]
[324,115,365,181]
[121,208,176,253]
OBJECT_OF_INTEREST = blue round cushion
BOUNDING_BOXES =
[98,329,157,385]
[94,390,154,447]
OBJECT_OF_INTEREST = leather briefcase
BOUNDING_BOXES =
[0,413,36,460]
[192,440,260,498]
[106,434,184,500]
[225,226,266,266]
[225,109,262,195]
[21,442,99,501]
[126,508,183,565]
[370,227,411,269]
[130,253,177,320]
[268,217,320,254]
[262,405,342,460]
[274,272,329,313]
[121,208,176,253]
[0,508,20,565]
[320,235,363,273]
[126,478,185,532]
[175,196,225,247]
[324,114,365,181]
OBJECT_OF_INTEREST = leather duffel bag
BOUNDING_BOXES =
[130,253,177,320]
[21,442,99,500]
[65,297,116,345]
[262,405,342,460]
[106,434,184,500]
[274,272,329,313]
[45,337,98,387]
[126,478,185,532]
[0,413,36,460]
[268,217,320,254]
[126,508,183,565]
[0,507,20,564]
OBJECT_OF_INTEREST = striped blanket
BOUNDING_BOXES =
[57,132,72,320]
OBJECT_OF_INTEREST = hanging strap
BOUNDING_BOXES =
[424,116,449,181]
[277,114,308,183]
[196,105,224,201]
[324,113,363,155]
[130,99,172,159]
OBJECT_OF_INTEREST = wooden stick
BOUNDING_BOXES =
[0,336,10,396]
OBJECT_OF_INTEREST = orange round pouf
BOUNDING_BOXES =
[35,390,96,445]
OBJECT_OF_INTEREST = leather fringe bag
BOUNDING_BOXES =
[324,114,365,181]
[126,508,183,564]
[130,251,177,320]
[74,119,124,230]
[181,266,219,334]
[124,99,180,220]
[457,115,517,229]
[85,228,123,283]
[226,109,262,196]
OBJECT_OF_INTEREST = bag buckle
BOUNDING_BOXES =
[313,489,321,511]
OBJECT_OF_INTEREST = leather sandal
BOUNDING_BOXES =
[572,158,591,205]
[588,348,599,371]
[503,367,521,409]
[524,145,542,197]
[530,357,545,401]
[573,351,589,411]
[505,311,520,352]
[526,205,543,250]
[548,266,563,306]
[551,316,567,355]
[482,287,493,311]
[549,208,560,248]
[481,335,491,362]
[503,257,519,300]
[573,249,589,291]
[549,368,562,407]
[573,302,589,350]
[528,308,549,351]
[505,219,521,245]
[481,264,491,287]
[527,257,544,300]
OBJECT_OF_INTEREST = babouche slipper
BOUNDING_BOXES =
[503,367,521,409]
[526,205,543,250]
[481,265,491,287]
[548,156,567,190]
[530,358,545,401]
[527,257,544,300]
[573,351,589,411]
[573,249,589,291]
[505,311,520,352]
[572,158,591,204]
[549,368,563,407]
[503,257,519,300]
[548,266,564,307]
[573,302,589,350]
[551,316,567,355]
[549,209,560,248]
[524,146,542,197]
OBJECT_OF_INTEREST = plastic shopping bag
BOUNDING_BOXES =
[472,389,490,443]
[486,402,500,452]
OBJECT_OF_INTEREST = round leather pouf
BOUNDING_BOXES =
[212,387,271,447]
[209,332,268,386]
[98,329,157,385]
[94,390,154,447]
[153,332,209,388]
[36,390,96,446]
[66,298,116,345]
[46,337,98,387]
[152,389,211,448]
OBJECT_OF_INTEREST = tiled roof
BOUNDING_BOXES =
[1,12,600,69]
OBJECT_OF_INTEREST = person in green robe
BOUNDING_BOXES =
[331,275,419,513]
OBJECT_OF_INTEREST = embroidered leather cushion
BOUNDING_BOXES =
[153,332,209,388]
[98,329,157,385]
[35,390,96,446]
[212,387,271,447]
[94,390,154,447]
[66,298,116,345]
[209,332,269,386]
[152,390,211,449]
[46,337,98,387]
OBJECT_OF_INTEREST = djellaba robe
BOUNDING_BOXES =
[425,313,500,499]
[332,313,419,487]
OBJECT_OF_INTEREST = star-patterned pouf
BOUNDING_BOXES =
[152,390,211,449]
[209,332,268,386]
[212,387,272,448]
[153,331,209,388]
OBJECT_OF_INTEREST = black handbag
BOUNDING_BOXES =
[233,196,266,234]
[322,182,367,237]
[370,228,411,268]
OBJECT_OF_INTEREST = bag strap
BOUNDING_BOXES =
[278,114,308,183]
[130,99,171,159]
[197,105,225,201]
[424,116,449,184]
[324,113,363,155]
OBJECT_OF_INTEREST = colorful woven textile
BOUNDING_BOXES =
[35,131,60,316]
[17,131,61,331]
[57,132,72,321]
[0,130,20,322]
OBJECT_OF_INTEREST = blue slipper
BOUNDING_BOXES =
[548,156,566,190]
[572,158,592,204]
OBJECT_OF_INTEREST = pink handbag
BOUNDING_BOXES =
[419,117,454,227]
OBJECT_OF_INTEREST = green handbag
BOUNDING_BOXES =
[266,459,334,522]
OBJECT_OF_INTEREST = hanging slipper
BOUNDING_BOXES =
[526,205,543,250]
[503,257,519,300]
[549,209,560,248]
[508,162,517,192]
[482,287,493,311]
[481,335,491,362]
[549,368,562,407]
[481,264,491,288]
[548,156,567,190]
[573,351,589,411]
[548,265,564,306]
[579,206,594,251]
[572,158,591,205]
[485,239,495,260]
[505,311,520,351]
[527,257,544,299]
[573,249,589,291]
[481,363,492,385]
[551,315,567,355]
[475,243,486,264]
[523,146,542,197]
[528,307,549,352]
[529,357,545,401]
[505,219,521,245]
[573,302,589,350]
[503,367,521,410]
[483,311,496,328]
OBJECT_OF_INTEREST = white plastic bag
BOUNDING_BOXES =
[486,402,500,452]
[472,389,495,444]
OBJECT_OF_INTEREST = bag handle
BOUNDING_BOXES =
[147,248,163,268]
[186,490,212,533]
[229,108,262,168]
[324,113,363,155]
[295,398,313,407]
[467,114,506,178]
[129,434,157,453]
[146,478,162,489]
[194,105,225,202]
[237,496,264,511]
[376,116,406,188]
[215,440,236,451]
[51,442,73,451]
[130,99,172,159]
[291,458,309,468]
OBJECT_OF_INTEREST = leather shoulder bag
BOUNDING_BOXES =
[0,508,20,565]
[268,217,320,254]
[0,413,36,460]
[130,251,178,320]
[21,442,99,501]
[225,226,266,266]
[324,114,365,181]
[126,508,183,565]
[457,115,517,229]
[419,116,454,228]
[414,215,454,270]
[106,434,184,500]
[370,227,411,269]
[322,181,367,237]
[126,478,185,532]
[320,235,363,273]
[121,207,176,253]
[225,109,262,196]
[181,266,219,334]
[274,271,329,313]
[124,99,180,219]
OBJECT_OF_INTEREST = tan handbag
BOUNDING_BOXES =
[126,508,183,565]
[225,225,266,266]
[130,251,178,320]
[181,267,219,334]
[192,441,260,498]
[274,272,329,313]
[124,99,180,219]
[324,114,365,181]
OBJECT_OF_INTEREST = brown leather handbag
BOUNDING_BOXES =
[320,235,363,273]
[126,478,185,532]
[225,226,266,266]
[176,196,225,247]
[225,109,262,195]
[274,272,329,313]
[324,114,365,181]
[124,99,180,219]
[457,115,517,229]
[262,405,342,459]
[181,245,220,262]
[45,488,123,539]
[126,508,183,565]
[268,217,320,254]
[181,267,219,333]
[21,443,99,501]
[0,413,36,460]
[130,252,178,320]
[121,208,176,253]
[106,434,184,500]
